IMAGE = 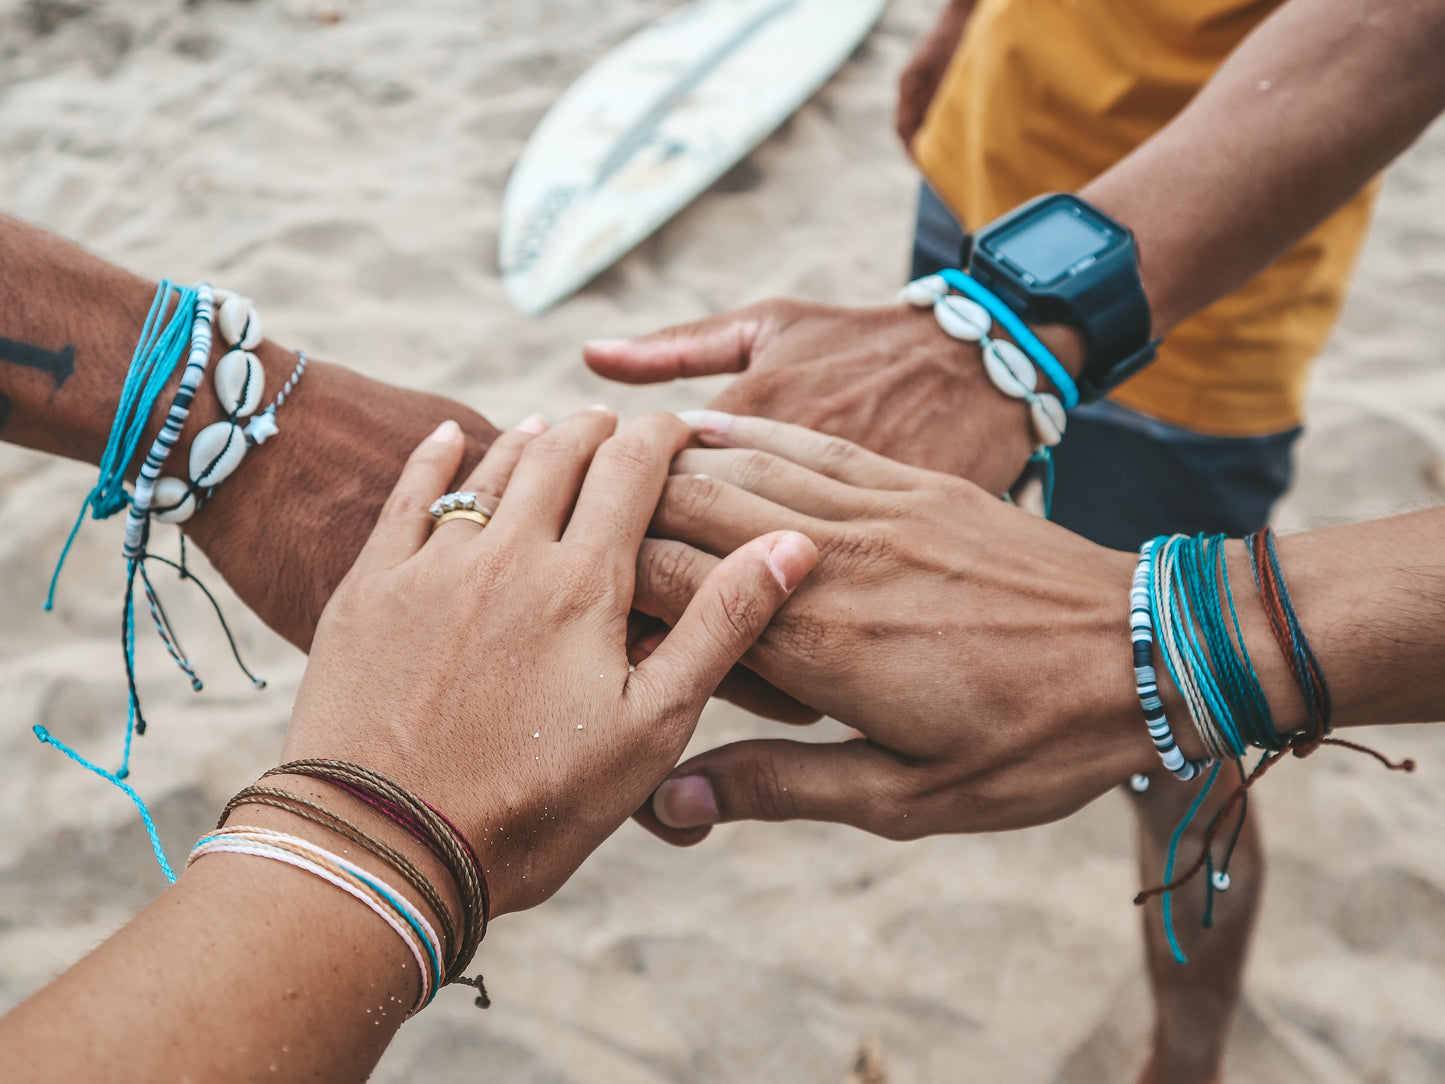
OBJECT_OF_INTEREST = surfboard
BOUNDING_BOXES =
[499,0,890,315]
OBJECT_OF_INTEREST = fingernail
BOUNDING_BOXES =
[515,414,548,434]
[430,419,461,442]
[676,409,734,441]
[653,776,718,829]
[588,402,614,413]
[766,531,814,593]
[585,338,630,352]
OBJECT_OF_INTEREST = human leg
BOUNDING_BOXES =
[1051,400,1299,1084]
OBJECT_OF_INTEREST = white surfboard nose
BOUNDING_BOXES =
[498,0,888,316]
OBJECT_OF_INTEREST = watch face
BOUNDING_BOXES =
[988,204,1114,285]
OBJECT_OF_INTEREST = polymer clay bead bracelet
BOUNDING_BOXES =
[1131,539,1210,782]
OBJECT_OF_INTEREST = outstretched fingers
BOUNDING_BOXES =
[583,306,775,384]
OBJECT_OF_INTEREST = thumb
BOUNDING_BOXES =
[627,530,816,718]
[583,304,777,384]
[635,738,915,846]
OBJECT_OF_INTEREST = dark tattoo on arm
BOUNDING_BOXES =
[0,392,10,434]
[0,336,76,389]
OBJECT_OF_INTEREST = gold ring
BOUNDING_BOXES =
[432,508,491,532]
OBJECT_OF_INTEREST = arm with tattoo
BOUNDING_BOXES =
[0,213,500,649]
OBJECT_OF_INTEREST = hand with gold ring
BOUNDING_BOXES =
[280,406,819,918]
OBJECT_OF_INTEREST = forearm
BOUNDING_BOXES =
[1082,0,1445,335]
[1145,507,1445,764]
[0,849,413,1082]
[0,213,500,649]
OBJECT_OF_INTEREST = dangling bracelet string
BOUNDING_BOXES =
[46,280,200,608]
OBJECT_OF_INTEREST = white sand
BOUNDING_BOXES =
[1,1,1443,1080]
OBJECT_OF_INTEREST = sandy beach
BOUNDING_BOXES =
[2,1,1443,1081]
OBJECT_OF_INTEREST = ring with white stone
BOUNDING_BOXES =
[429,491,492,519]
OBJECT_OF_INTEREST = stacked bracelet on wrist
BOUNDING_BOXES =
[42,280,309,880]
[1128,528,1413,965]
[901,272,1068,451]
[211,760,493,1012]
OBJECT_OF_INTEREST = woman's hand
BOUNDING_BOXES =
[282,408,817,916]
[632,412,1164,845]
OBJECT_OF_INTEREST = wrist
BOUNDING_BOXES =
[1077,545,1169,778]
[1030,323,1087,382]
[221,776,465,979]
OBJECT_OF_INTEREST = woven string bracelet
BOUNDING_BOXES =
[264,760,490,1006]
[40,281,311,881]
[219,785,459,976]
[189,827,442,1014]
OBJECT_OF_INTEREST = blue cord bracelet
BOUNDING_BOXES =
[938,268,1079,410]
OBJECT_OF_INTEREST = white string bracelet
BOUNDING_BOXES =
[189,827,444,1015]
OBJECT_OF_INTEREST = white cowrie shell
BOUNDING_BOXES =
[214,349,264,418]
[933,294,992,342]
[1030,394,1066,447]
[900,274,949,308]
[151,476,196,525]
[218,295,262,349]
[984,339,1038,392]
[189,421,247,487]
[212,287,237,307]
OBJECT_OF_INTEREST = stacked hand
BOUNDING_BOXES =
[629,412,1159,845]
[282,408,818,915]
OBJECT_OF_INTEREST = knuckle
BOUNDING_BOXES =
[820,523,890,572]
[871,773,931,841]
[744,757,799,822]
[628,410,687,442]
[545,559,605,612]
[730,449,779,493]
[596,433,660,480]
[701,576,770,648]
[770,606,829,661]
[664,473,722,525]
[523,427,592,469]
[810,433,856,475]
[381,487,433,524]
[463,549,510,595]
[638,541,701,607]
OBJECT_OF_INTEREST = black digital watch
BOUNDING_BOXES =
[964,193,1157,401]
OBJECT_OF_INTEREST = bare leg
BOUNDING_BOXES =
[1129,773,1263,1084]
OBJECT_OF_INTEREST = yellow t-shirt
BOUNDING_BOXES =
[912,0,1376,436]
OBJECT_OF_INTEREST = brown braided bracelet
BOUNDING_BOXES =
[263,760,489,992]
[218,785,460,980]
